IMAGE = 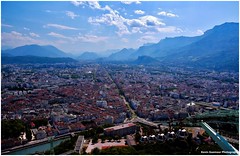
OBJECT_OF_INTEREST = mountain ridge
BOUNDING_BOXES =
[1,22,238,71]
[110,22,239,71]
[78,52,100,60]
[108,48,136,61]
[2,44,69,58]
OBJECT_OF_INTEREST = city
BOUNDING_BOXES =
[1,63,239,155]
[1,1,239,155]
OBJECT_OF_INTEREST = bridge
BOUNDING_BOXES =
[200,122,239,155]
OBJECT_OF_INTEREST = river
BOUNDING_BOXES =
[4,137,70,155]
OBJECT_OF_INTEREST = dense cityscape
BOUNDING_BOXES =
[1,63,239,155]
[1,1,239,155]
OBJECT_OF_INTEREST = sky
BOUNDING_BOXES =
[1,1,239,55]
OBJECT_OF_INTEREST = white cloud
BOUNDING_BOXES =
[2,31,44,48]
[88,1,102,10]
[71,1,84,7]
[48,32,108,43]
[127,15,165,28]
[45,10,61,14]
[83,1,131,36]
[66,11,78,19]
[48,32,71,40]
[137,35,158,44]
[196,29,204,35]
[77,34,108,43]
[86,1,181,36]
[45,10,53,13]
[121,38,129,43]
[87,2,165,36]
[156,26,183,33]
[71,1,108,11]
[126,19,144,27]
[138,15,165,27]
[29,32,40,37]
[2,24,13,28]
[88,17,105,25]
[88,5,130,36]
[158,11,178,17]
[2,31,69,52]
[24,27,30,31]
[44,24,78,30]
[134,10,145,15]
[132,27,142,33]
[11,31,22,36]
[121,1,141,5]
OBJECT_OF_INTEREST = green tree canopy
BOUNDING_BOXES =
[2,119,25,139]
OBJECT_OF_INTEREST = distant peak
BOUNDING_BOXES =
[213,22,239,28]
[222,22,239,25]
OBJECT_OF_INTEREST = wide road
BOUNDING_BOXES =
[105,68,137,120]
[121,95,137,119]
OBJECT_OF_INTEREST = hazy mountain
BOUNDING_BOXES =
[2,56,78,64]
[2,44,69,58]
[99,49,121,57]
[78,52,100,60]
[107,22,238,71]
[133,56,159,65]
[1,45,12,50]
[131,36,201,59]
[2,49,12,56]
[2,23,237,71]
[163,22,239,71]
[142,43,155,46]
[169,22,238,58]
[108,48,136,60]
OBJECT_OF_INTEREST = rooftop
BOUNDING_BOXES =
[104,123,136,132]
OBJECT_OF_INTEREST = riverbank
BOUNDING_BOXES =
[2,134,71,155]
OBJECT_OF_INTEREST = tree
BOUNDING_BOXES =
[100,146,137,155]
[101,137,106,143]
[135,132,141,142]
[32,119,48,128]
[96,126,104,134]
[26,128,32,141]
[2,119,25,139]
[92,136,98,144]
[114,135,120,141]
[92,147,100,154]
[102,123,114,128]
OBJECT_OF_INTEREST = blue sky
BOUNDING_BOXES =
[1,1,239,55]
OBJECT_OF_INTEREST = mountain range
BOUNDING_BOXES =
[2,22,238,71]
[108,48,136,61]
[78,52,100,61]
[110,22,239,71]
[2,44,69,58]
